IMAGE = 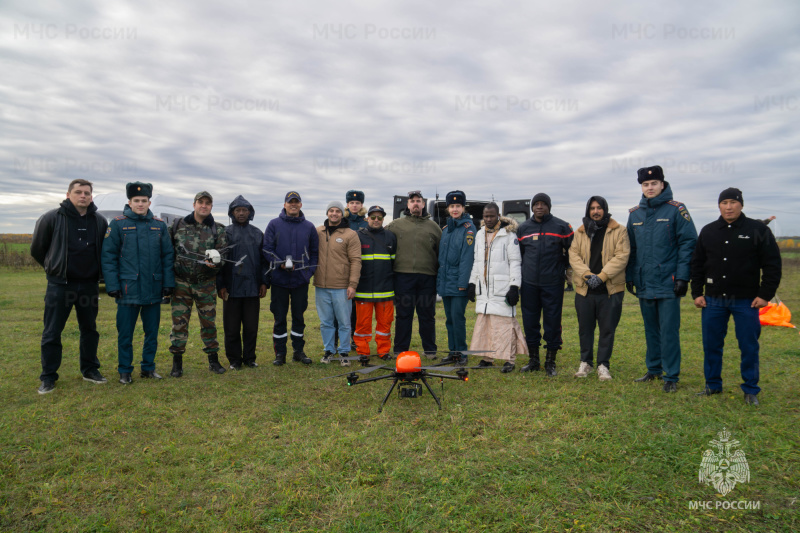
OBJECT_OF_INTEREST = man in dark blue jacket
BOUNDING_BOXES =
[626,166,697,393]
[437,191,476,365]
[517,193,573,376]
[102,182,175,384]
[31,179,108,394]
[262,192,319,366]
[691,188,781,406]
[218,195,269,370]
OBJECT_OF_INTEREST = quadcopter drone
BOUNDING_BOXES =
[263,248,313,274]
[177,244,247,268]
[321,350,490,412]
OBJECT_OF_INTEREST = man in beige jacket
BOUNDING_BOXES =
[315,201,362,364]
[568,196,630,380]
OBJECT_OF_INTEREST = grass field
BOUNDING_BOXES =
[0,266,798,532]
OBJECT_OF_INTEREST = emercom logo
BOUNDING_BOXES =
[699,428,750,496]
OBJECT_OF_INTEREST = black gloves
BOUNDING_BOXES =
[674,279,688,297]
[505,286,519,307]
[584,274,602,290]
[467,283,476,302]
[625,281,637,296]
[162,287,174,297]
[107,290,122,299]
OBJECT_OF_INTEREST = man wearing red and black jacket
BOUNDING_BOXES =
[517,193,574,376]
[691,187,781,406]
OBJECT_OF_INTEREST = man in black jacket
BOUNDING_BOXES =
[517,193,574,376]
[30,179,109,394]
[691,188,782,406]
[218,195,269,370]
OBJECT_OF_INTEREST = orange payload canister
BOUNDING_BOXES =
[395,351,422,373]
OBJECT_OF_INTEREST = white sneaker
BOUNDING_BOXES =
[574,361,594,378]
[597,365,613,381]
[321,352,332,364]
[340,358,351,367]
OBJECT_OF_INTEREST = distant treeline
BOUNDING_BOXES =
[0,234,32,244]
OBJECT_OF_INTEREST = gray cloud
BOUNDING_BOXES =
[1,0,798,235]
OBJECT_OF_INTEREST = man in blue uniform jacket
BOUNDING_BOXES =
[102,182,175,384]
[626,166,697,393]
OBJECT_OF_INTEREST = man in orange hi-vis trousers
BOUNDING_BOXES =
[354,206,397,357]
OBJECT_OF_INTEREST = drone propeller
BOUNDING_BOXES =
[331,353,394,362]
[414,365,494,372]
[316,365,391,380]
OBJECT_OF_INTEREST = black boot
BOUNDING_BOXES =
[208,354,227,374]
[293,351,312,365]
[170,355,183,378]
[544,349,558,377]
[520,349,540,372]
[273,353,286,366]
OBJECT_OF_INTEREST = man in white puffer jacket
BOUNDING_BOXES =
[467,203,529,372]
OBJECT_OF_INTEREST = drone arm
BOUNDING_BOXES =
[348,372,397,385]
[424,372,468,381]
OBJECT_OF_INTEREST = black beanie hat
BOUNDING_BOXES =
[531,193,552,210]
[637,165,665,184]
[718,187,743,205]
[446,190,466,206]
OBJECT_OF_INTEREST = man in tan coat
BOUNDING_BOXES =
[314,200,362,364]
[568,196,630,380]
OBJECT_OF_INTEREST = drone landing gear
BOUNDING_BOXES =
[378,375,442,413]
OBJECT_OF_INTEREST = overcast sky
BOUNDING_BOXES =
[2,0,798,235]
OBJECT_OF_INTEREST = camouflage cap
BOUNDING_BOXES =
[194,191,213,202]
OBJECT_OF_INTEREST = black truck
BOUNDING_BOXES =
[392,195,531,227]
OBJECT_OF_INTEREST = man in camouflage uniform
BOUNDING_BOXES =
[168,191,229,377]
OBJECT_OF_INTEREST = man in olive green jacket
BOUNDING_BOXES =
[386,190,442,355]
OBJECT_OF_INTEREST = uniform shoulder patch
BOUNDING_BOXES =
[463,222,472,229]
[669,200,692,222]
[466,233,474,246]
[104,227,112,238]
[629,206,639,213]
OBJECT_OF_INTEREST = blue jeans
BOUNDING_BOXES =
[117,303,161,374]
[702,296,761,395]
[639,297,682,382]
[316,288,352,353]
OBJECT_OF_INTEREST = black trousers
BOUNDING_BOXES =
[223,296,261,365]
[520,283,564,351]
[393,273,437,353]
[574,291,623,369]
[40,280,100,382]
[270,284,308,354]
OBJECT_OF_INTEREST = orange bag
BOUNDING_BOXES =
[759,302,795,328]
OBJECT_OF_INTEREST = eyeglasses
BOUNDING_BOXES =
[369,215,384,221]
[407,190,422,198]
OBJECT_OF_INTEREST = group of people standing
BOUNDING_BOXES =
[31,165,782,406]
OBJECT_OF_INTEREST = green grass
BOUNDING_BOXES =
[1,266,798,532]
[2,243,31,253]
